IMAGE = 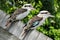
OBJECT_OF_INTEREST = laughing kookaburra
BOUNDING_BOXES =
[19,10,54,40]
[5,4,35,29]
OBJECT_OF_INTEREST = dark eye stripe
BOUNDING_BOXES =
[41,12,48,14]
[25,5,31,7]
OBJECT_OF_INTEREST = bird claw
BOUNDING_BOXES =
[23,24,27,28]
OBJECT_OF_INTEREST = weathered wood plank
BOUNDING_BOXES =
[8,35,20,40]
[0,27,20,40]
[27,30,40,40]
[9,21,25,38]
[0,10,10,29]
[0,15,10,29]
[0,10,6,27]
[24,30,33,40]
[0,10,53,40]
[47,37,53,40]
[36,33,48,40]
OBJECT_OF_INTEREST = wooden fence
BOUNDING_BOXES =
[0,10,53,40]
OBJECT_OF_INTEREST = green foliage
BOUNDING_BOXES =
[22,9,39,23]
[0,0,60,40]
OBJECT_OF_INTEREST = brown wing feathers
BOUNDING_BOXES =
[29,16,43,25]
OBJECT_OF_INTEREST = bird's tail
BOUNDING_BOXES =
[5,19,13,29]
[19,28,27,40]
[19,24,31,39]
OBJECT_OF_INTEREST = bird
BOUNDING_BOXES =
[19,10,54,40]
[5,4,35,29]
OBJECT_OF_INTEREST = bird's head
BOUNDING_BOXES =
[37,10,54,18]
[22,4,35,10]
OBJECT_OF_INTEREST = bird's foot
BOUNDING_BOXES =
[23,24,27,28]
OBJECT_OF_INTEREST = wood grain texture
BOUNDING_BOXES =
[0,10,6,27]
[27,30,40,40]
[0,10,53,40]
[0,15,10,29]
[9,21,25,38]
[47,37,53,40]
[36,33,48,40]
[0,10,10,29]
[0,27,20,40]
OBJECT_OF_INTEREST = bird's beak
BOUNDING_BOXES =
[48,12,55,17]
[49,15,55,17]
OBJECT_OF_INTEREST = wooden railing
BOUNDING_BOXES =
[0,10,53,40]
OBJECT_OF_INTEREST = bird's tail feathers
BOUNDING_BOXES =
[19,29,27,40]
[5,18,14,26]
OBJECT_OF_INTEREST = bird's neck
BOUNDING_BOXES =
[37,14,48,19]
[37,14,47,22]
[37,14,43,18]
[26,9,31,14]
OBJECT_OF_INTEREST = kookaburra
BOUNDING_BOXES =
[5,4,35,29]
[19,10,54,39]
